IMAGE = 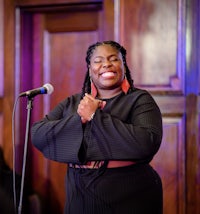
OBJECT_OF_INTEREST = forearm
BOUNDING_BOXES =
[31,114,84,163]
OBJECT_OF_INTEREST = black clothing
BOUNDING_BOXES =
[31,88,163,214]
[65,164,162,214]
[31,89,162,164]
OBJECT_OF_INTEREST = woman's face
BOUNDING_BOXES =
[89,44,125,91]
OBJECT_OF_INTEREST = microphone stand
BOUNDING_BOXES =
[18,96,33,214]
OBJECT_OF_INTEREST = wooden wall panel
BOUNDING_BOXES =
[18,3,107,212]
[0,0,3,96]
[186,93,200,214]
[117,0,188,213]
[151,117,186,214]
[0,0,3,152]
[15,0,102,6]
[0,114,3,147]
[29,13,101,211]
[47,32,99,104]
[119,0,184,93]
[3,0,16,168]
[45,11,99,32]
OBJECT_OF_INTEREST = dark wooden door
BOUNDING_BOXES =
[17,1,114,213]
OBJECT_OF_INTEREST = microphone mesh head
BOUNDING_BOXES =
[43,83,54,94]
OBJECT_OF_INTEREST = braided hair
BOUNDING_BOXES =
[81,40,134,97]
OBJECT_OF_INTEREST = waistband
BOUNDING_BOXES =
[68,160,135,169]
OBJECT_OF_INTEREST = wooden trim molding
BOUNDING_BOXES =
[0,0,4,96]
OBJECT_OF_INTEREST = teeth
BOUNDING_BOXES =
[101,72,115,77]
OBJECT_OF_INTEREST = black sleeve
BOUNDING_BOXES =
[85,91,163,163]
[31,96,84,164]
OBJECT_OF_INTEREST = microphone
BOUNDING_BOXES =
[19,83,54,98]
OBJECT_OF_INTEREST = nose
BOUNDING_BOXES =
[102,59,112,68]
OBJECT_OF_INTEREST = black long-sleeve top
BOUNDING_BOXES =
[31,88,163,165]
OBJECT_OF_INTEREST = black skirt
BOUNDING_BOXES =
[65,163,163,214]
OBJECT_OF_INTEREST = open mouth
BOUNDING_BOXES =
[101,72,116,78]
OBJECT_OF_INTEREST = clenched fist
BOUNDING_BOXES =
[77,93,106,123]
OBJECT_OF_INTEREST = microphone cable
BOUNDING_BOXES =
[12,95,20,212]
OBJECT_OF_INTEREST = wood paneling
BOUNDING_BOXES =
[0,114,3,147]
[151,117,186,214]
[118,2,188,212]
[186,93,200,214]
[45,12,99,32]
[3,0,16,167]
[119,0,184,93]
[15,0,102,6]
[17,2,107,212]
[0,0,4,151]
[2,0,199,213]
[0,0,3,96]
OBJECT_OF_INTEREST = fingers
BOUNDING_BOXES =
[85,93,94,100]
[83,93,95,104]
[77,93,106,123]
[84,93,104,107]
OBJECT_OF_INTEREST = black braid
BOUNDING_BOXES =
[81,40,134,97]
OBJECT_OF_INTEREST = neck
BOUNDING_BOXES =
[97,87,122,99]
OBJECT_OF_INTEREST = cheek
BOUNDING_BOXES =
[90,66,100,76]
[117,65,125,77]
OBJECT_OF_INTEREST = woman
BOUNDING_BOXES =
[31,41,163,214]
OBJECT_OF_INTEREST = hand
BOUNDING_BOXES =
[77,93,106,123]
